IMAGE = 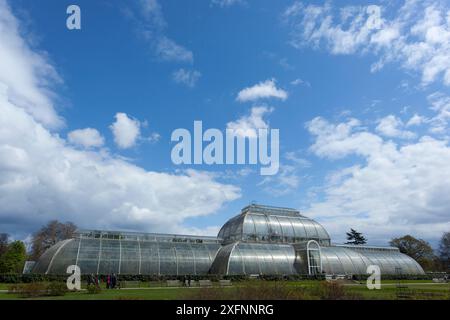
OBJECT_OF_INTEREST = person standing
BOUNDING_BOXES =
[111,273,117,289]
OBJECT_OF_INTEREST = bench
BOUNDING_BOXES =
[198,280,213,287]
[166,280,182,287]
[219,280,232,287]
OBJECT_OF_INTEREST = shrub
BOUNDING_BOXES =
[312,281,362,300]
[9,282,48,298]
[86,284,102,294]
[187,281,309,300]
[47,281,68,296]
[8,281,68,298]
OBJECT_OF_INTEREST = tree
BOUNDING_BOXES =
[0,241,27,273]
[389,235,435,270]
[31,220,77,260]
[345,228,367,245]
[0,233,9,257]
[438,232,450,271]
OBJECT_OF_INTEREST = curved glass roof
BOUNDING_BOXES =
[210,242,297,275]
[33,237,220,275]
[218,204,330,245]
[320,246,424,275]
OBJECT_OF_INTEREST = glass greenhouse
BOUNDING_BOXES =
[32,204,425,276]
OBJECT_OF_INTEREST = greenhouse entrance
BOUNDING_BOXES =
[306,240,322,275]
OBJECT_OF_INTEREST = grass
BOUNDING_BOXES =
[0,280,448,300]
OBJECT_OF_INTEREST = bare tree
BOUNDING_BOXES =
[31,221,77,260]
[0,233,9,257]
[390,235,435,270]
[438,232,450,271]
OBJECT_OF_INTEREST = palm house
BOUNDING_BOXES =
[32,204,424,276]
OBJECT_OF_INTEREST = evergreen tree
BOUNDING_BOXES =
[0,241,27,273]
[345,228,367,245]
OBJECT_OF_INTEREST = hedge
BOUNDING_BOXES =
[0,273,440,283]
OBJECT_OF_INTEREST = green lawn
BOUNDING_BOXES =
[0,280,448,300]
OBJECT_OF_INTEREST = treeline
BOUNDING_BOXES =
[0,220,76,273]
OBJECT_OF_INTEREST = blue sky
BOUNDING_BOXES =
[0,0,449,247]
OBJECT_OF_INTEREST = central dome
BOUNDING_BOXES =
[218,204,331,245]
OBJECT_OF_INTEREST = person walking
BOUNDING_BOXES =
[94,275,99,288]
[111,273,117,289]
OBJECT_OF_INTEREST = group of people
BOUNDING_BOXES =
[106,274,118,289]
[181,275,192,287]
[86,273,118,289]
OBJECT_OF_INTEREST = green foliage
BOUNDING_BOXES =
[0,241,26,273]
[47,281,68,296]
[7,281,66,298]
[389,235,436,270]
[86,284,101,294]
[345,228,367,245]
[0,272,439,286]
[313,281,361,300]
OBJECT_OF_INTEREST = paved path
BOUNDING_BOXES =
[344,282,448,286]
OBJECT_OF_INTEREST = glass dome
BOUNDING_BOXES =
[218,204,331,245]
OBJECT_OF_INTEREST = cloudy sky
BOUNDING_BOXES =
[0,0,449,247]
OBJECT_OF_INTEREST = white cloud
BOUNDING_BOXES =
[258,152,310,196]
[427,92,450,134]
[148,132,161,143]
[375,115,416,139]
[156,37,193,63]
[283,0,450,87]
[211,0,245,8]
[0,93,240,235]
[305,112,450,244]
[130,0,194,63]
[0,3,240,236]
[406,114,426,127]
[258,164,300,196]
[0,0,63,129]
[236,79,288,102]
[172,68,201,87]
[139,0,166,30]
[226,106,273,138]
[109,113,141,149]
[306,117,384,159]
[68,128,105,148]
[290,78,311,87]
